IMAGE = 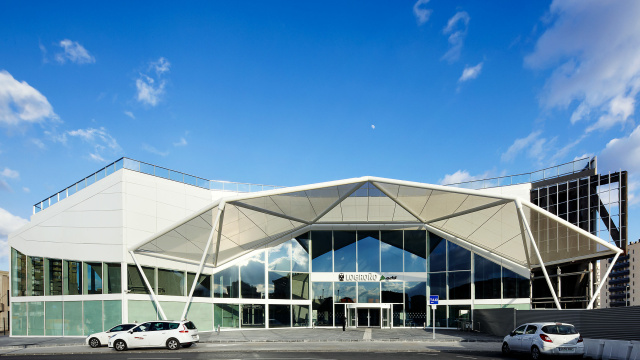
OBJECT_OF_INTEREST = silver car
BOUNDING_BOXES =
[502,322,584,360]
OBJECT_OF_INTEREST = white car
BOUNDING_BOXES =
[86,323,137,348]
[502,322,584,360]
[108,320,199,351]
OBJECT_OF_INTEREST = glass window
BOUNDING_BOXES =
[513,324,527,335]
[293,305,309,327]
[474,255,501,299]
[11,302,27,335]
[214,266,239,298]
[240,252,266,299]
[11,248,26,297]
[269,271,290,299]
[429,272,446,300]
[83,300,103,335]
[28,257,44,296]
[448,271,471,300]
[241,304,265,328]
[428,234,446,272]
[27,301,45,335]
[103,300,122,331]
[127,265,155,295]
[357,231,380,272]
[187,273,211,297]
[405,282,426,326]
[525,325,538,334]
[381,281,403,303]
[127,300,158,323]
[46,258,63,296]
[430,305,447,327]
[269,304,290,328]
[448,305,471,330]
[381,231,403,272]
[448,242,471,271]
[393,304,404,327]
[292,273,309,300]
[215,304,239,328]
[503,268,530,298]
[334,281,356,304]
[334,231,356,272]
[64,301,83,336]
[157,269,185,296]
[268,240,291,271]
[292,233,310,272]
[312,282,333,326]
[85,262,103,294]
[311,231,332,272]
[187,303,213,331]
[105,263,121,294]
[45,301,63,336]
[358,282,380,303]
[404,231,426,272]
[65,260,82,295]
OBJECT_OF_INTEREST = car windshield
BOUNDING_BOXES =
[541,325,578,334]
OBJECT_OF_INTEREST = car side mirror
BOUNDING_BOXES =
[510,331,515,337]
[128,330,133,334]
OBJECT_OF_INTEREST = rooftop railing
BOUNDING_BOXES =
[443,157,594,190]
[33,157,282,214]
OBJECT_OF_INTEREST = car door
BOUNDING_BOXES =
[521,324,538,351]
[148,322,170,347]
[509,324,528,351]
[129,322,152,348]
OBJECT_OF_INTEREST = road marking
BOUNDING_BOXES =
[456,356,477,359]
[363,328,372,340]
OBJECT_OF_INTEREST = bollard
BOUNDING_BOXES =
[217,324,220,335]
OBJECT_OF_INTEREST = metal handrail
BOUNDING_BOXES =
[33,157,282,214]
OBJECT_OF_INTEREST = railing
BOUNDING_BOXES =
[33,157,282,214]
[444,157,594,190]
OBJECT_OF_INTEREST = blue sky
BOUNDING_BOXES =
[1,1,639,270]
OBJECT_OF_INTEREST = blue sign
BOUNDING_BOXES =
[429,295,439,305]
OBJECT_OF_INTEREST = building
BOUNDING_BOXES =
[600,240,639,308]
[0,270,8,334]
[8,157,623,336]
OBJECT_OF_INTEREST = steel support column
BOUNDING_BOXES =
[587,251,620,309]
[129,250,167,320]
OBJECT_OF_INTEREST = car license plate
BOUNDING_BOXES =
[558,347,574,352]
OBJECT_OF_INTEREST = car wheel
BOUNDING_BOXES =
[166,338,180,350]
[114,340,127,351]
[182,343,192,348]
[502,342,511,355]
[89,337,101,348]
[531,346,542,360]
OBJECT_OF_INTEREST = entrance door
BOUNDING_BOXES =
[356,308,381,327]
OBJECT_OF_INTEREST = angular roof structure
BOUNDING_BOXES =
[132,176,621,270]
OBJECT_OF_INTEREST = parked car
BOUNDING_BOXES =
[108,320,199,351]
[86,323,138,348]
[502,322,584,360]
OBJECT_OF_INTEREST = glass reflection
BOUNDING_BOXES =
[240,252,265,299]
[503,268,530,298]
[448,271,471,300]
[429,234,446,272]
[292,273,309,300]
[448,304,471,330]
[448,242,471,271]
[381,282,403,303]
[312,282,333,326]
[241,304,265,328]
[429,272,446,300]
[268,271,290,299]
[474,255,501,299]
[358,282,380,303]
[292,233,310,272]
[268,241,291,271]
[405,282,426,327]
[293,305,309,327]
[357,231,380,272]
[311,231,332,272]
[404,230,426,272]
[214,266,239,298]
[381,231,403,272]
[334,281,356,303]
[334,231,356,272]
[269,305,290,327]
[393,304,404,327]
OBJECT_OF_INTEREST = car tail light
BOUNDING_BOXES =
[540,334,553,343]
[577,336,583,343]
[179,325,189,333]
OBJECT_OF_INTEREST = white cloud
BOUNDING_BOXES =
[30,138,46,149]
[525,0,640,132]
[599,125,640,174]
[459,62,483,82]
[0,207,28,236]
[124,111,135,119]
[439,169,492,185]
[142,143,169,157]
[22,187,30,193]
[54,126,121,162]
[371,125,375,129]
[0,70,57,126]
[501,130,554,163]
[0,179,9,192]
[442,11,470,63]
[136,58,170,106]
[1,168,19,179]
[413,0,432,25]
[173,137,187,147]
[55,39,95,64]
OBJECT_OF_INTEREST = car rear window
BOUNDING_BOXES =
[184,321,197,330]
[541,325,578,334]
